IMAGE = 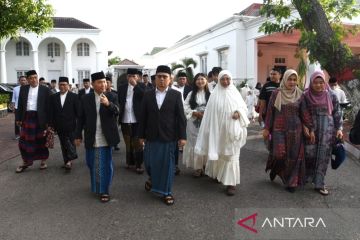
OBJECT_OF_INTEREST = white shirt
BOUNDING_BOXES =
[94,92,108,147]
[331,86,348,104]
[11,85,21,109]
[208,81,217,92]
[122,84,137,123]
[178,85,185,95]
[26,85,39,111]
[85,87,91,94]
[60,91,68,107]
[155,87,169,109]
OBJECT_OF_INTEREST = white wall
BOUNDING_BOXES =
[5,38,34,83]
[0,28,107,84]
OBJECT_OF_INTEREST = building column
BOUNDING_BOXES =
[245,38,257,87]
[0,50,7,83]
[32,50,39,74]
[66,51,73,83]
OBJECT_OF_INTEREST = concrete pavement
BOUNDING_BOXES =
[0,114,359,240]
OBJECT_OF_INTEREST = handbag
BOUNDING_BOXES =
[45,128,55,149]
[331,138,346,170]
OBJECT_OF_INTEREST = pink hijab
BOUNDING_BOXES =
[304,70,333,115]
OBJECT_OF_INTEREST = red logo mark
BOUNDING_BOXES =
[237,213,258,233]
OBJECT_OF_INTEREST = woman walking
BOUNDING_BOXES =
[183,73,211,177]
[195,70,249,196]
[263,69,314,192]
[303,70,343,196]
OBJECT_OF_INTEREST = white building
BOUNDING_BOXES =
[0,17,108,85]
[139,3,360,87]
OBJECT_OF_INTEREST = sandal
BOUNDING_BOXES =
[163,195,175,206]
[192,169,203,178]
[136,168,144,174]
[64,162,72,170]
[39,162,47,170]
[226,186,236,196]
[145,180,152,192]
[315,187,329,196]
[100,194,110,203]
[15,165,28,173]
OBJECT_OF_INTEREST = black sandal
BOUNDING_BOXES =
[15,165,28,173]
[100,194,110,203]
[145,180,152,192]
[163,195,175,206]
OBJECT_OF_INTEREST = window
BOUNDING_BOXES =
[77,43,90,56]
[48,43,60,57]
[199,55,208,74]
[16,71,27,79]
[274,57,286,64]
[15,41,29,56]
[218,48,229,70]
[78,70,90,83]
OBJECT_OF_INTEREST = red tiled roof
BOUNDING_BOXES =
[118,59,139,65]
[239,3,263,17]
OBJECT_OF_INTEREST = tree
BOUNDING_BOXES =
[259,0,360,77]
[0,0,54,40]
[108,56,121,66]
[171,57,198,83]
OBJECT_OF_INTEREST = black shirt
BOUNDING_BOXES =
[259,81,280,107]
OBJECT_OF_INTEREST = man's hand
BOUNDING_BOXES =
[74,139,82,147]
[16,121,22,127]
[129,78,137,86]
[178,139,186,148]
[309,131,316,144]
[100,94,110,106]
[139,138,145,147]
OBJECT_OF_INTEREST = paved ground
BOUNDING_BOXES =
[0,113,359,240]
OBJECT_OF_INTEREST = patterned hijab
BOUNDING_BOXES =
[274,69,302,111]
[304,70,333,115]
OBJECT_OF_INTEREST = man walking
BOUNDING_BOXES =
[15,70,51,173]
[118,68,146,173]
[75,71,120,203]
[50,77,79,170]
[78,78,93,99]
[139,65,186,205]
[11,75,28,140]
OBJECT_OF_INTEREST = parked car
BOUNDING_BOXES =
[0,84,14,112]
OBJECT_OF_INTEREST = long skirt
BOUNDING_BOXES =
[205,149,240,186]
[18,111,49,165]
[85,147,113,195]
[183,118,207,170]
[144,141,176,196]
[58,132,78,164]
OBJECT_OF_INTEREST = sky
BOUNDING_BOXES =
[48,0,263,60]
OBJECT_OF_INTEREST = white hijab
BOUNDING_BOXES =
[194,70,249,160]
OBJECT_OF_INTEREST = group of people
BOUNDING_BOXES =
[11,64,345,206]
[13,65,250,205]
[261,68,343,196]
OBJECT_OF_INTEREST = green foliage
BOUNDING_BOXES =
[259,0,360,76]
[0,94,10,104]
[0,0,54,40]
[171,57,198,83]
[294,49,307,90]
[108,56,121,66]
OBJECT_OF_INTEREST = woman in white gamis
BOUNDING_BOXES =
[195,70,249,196]
[183,73,211,177]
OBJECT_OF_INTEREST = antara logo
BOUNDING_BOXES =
[237,213,258,233]
[237,213,327,234]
